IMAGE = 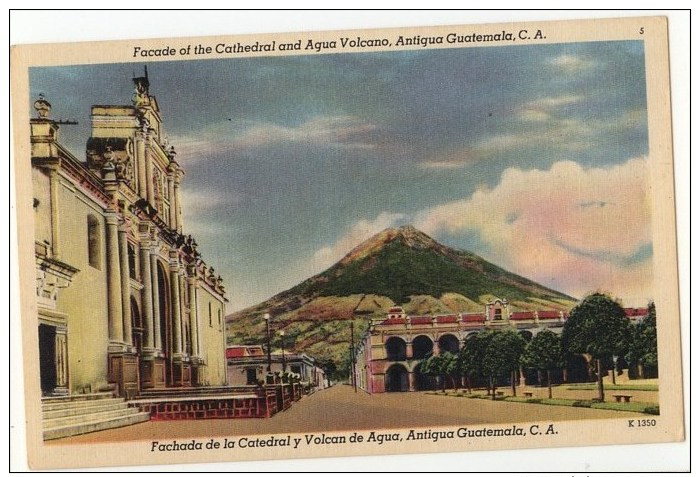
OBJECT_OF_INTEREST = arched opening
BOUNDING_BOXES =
[566,354,591,383]
[519,330,533,342]
[156,262,172,385]
[385,337,407,361]
[413,365,436,391]
[38,324,57,395]
[438,334,459,354]
[131,297,142,354]
[412,335,433,360]
[385,364,409,392]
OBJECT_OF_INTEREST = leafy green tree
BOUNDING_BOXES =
[459,330,497,395]
[438,352,459,391]
[626,302,658,378]
[482,330,526,398]
[419,355,439,390]
[561,293,632,402]
[419,352,457,392]
[521,330,565,398]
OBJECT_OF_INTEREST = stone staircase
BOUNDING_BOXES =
[42,392,150,440]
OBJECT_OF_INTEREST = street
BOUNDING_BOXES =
[51,384,637,444]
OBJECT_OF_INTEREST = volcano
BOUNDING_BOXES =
[226,225,576,376]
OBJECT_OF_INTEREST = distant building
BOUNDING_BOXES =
[31,72,228,398]
[226,345,327,389]
[355,299,649,393]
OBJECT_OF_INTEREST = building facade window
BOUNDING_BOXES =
[87,214,101,269]
[127,243,137,279]
[209,302,212,327]
[246,368,257,385]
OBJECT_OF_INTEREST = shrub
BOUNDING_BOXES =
[572,400,593,408]
[644,405,660,415]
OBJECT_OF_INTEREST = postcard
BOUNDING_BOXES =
[10,12,687,471]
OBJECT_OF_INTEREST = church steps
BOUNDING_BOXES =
[42,400,129,419]
[42,394,150,440]
[43,411,150,441]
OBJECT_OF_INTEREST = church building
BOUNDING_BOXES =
[31,71,228,398]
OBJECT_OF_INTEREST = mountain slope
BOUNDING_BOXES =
[226,225,576,377]
[284,225,572,305]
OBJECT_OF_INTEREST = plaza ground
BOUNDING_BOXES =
[50,379,653,444]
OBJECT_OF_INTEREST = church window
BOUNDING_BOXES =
[127,243,137,279]
[87,215,102,269]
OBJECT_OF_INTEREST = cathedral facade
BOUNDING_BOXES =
[31,72,227,398]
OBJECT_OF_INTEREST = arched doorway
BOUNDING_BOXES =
[412,335,433,360]
[438,334,459,354]
[156,262,172,385]
[385,364,409,392]
[385,337,407,361]
[566,354,591,383]
[38,324,57,395]
[413,365,436,391]
[131,297,143,354]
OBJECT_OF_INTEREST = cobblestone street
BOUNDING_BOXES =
[52,384,641,444]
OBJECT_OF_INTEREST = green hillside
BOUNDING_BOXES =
[226,225,577,379]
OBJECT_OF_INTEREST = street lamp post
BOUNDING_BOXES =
[280,330,287,373]
[264,313,272,374]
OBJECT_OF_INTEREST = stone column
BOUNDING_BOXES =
[48,167,61,258]
[166,173,175,228]
[105,215,124,344]
[188,277,199,357]
[408,371,416,392]
[173,175,182,232]
[135,131,147,199]
[118,224,132,346]
[169,255,183,356]
[150,250,162,351]
[139,240,155,349]
[145,136,154,205]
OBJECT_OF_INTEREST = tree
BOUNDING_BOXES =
[520,330,565,399]
[419,352,458,392]
[626,302,658,379]
[561,293,631,402]
[459,330,497,395]
[419,355,439,391]
[482,330,526,398]
[437,352,459,391]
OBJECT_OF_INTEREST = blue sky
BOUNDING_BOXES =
[30,40,653,311]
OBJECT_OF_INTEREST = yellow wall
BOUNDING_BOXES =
[54,177,111,393]
[197,286,227,386]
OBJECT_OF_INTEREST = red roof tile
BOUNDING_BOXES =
[381,318,406,325]
[410,316,433,325]
[226,347,247,358]
[461,313,485,322]
[510,311,535,320]
[625,308,648,317]
[538,311,561,319]
[436,315,458,323]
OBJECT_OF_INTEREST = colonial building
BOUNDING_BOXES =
[31,72,227,399]
[355,299,649,393]
[226,345,328,390]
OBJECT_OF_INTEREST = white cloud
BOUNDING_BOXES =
[549,54,595,73]
[415,157,653,306]
[171,115,379,163]
[518,95,584,122]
